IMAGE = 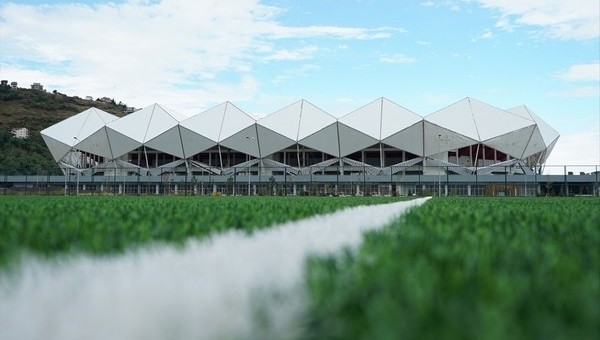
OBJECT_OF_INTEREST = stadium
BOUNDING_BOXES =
[35,96,577,196]
[41,97,559,175]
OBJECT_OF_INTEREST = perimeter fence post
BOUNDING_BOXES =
[534,165,538,196]
[363,166,366,195]
[505,166,508,196]
[475,167,478,197]
[594,165,600,196]
[564,166,568,196]
[446,166,449,196]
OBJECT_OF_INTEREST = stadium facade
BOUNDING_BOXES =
[41,97,559,180]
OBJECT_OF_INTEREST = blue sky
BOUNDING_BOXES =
[1,0,598,169]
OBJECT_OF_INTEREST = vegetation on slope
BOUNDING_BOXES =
[0,85,126,174]
[304,197,600,340]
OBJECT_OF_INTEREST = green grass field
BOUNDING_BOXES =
[303,197,600,339]
[2,196,598,339]
[0,195,404,268]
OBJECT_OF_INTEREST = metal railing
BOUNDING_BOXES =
[1,165,598,197]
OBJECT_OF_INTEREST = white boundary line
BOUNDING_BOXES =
[0,197,430,340]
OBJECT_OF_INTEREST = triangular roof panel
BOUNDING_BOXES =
[179,102,226,142]
[145,126,185,159]
[507,106,559,146]
[219,102,256,141]
[297,101,337,140]
[106,105,154,143]
[105,129,141,159]
[41,134,71,162]
[258,99,336,143]
[76,127,113,159]
[299,122,340,157]
[483,125,536,158]
[469,99,534,141]
[380,98,422,140]
[40,107,118,147]
[338,98,383,139]
[423,121,478,156]
[144,104,185,142]
[258,101,302,141]
[425,98,480,141]
[221,125,261,158]
[256,125,295,157]
[180,126,217,157]
[521,126,546,158]
[337,123,378,157]
[382,121,424,156]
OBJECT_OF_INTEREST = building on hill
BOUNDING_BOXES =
[125,106,137,114]
[85,96,94,101]
[11,127,29,139]
[1,80,19,89]
[31,82,44,91]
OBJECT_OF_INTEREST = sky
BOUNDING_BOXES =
[1,0,599,171]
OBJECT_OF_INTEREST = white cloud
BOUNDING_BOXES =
[480,30,494,39]
[417,40,431,45]
[379,54,416,64]
[544,130,600,173]
[556,63,600,82]
[421,1,435,6]
[495,18,514,32]
[264,46,319,61]
[472,0,600,40]
[0,1,403,114]
[271,64,319,84]
[551,86,600,98]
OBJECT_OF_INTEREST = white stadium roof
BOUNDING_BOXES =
[41,97,559,173]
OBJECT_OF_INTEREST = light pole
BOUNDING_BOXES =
[74,137,80,196]
[63,163,68,196]
[437,134,450,196]
[246,136,255,196]
[438,134,441,197]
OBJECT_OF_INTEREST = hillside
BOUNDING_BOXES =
[0,86,127,175]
